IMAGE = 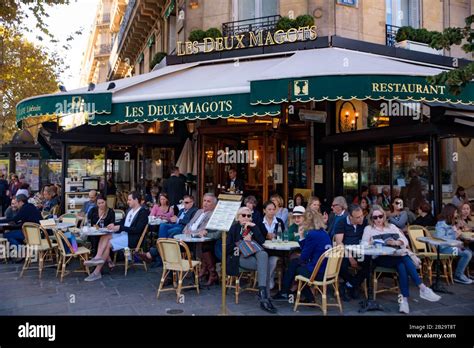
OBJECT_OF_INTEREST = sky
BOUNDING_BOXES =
[23,0,100,90]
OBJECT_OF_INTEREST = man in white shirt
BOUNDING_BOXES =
[183,193,219,239]
[84,191,148,281]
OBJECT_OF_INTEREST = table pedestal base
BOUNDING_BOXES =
[431,283,453,294]
[359,299,386,313]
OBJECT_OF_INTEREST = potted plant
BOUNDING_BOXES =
[188,28,222,53]
[275,15,315,42]
[149,52,167,70]
[441,169,453,193]
[395,26,443,55]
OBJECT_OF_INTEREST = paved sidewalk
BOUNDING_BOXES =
[0,260,473,316]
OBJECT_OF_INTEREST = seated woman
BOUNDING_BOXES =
[244,195,262,224]
[83,191,149,281]
[413,201,437,227]
[270,194,289,228]
[360,197,370,218]
[227,207,276,313]
[287,206,306,242]
[293,193,306,209]
[273,210,331,302]
[307,196,322,214]
[387,198,408,232]
[363,205,441,313]
[435,203,473,284]
[257,201,285,291]
[86,194,116,257]
[149,193,174,222]
[457,202,474,232]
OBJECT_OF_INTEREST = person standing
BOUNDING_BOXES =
[162,166,186,207]
[8,174,21,200]
[0,174,9,216]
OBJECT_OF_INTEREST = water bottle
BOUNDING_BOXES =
[276,224,282,243]
[283,228,289,243]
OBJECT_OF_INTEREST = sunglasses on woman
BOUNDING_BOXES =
[240,214,252,218]
[372,214,384,220]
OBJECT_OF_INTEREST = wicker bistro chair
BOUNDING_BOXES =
[0,237,8,263]
[226,268,259,304]
[20,222,58,278]
[373,267,399,300]
[407,225,453,285]
[112,225,149,276]
[156,238,201,303]
[106,195,117,209]
[53,229,91,282]
[114,209,126,223]
[293,245,344,315]
[423,226,455,284]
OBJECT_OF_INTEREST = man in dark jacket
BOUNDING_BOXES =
[0,174,9,216]
[158,195,198,238]
[162,166,186,206]
[1,194,42,247]
[335,204,369,301]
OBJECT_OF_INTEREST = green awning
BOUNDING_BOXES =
[88,93,279,125]
[16,92,112,122]
[251,75,474,105]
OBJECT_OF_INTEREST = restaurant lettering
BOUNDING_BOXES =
[371,83,446,95]
[177,26,318,56]
[125,100,233,118]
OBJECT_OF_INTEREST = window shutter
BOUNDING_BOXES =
[408,0,420,28]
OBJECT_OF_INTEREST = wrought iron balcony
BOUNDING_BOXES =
[222,15,281,37]
[386,24,400,47]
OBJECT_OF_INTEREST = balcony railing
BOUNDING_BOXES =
[386,24,400,47]
[222,15,281,37]
[117,0,136,50]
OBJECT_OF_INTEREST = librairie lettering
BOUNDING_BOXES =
[125,100,233,118]
[177,26,318,56]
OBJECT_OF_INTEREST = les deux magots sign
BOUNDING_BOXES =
[177,25,318,56]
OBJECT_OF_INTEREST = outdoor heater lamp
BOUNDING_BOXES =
[272,115,281,130]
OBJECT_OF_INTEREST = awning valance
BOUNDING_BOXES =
[89,93,279,125]
[250,48,474,105]
[16,92,112,122]
[251,74,474,105]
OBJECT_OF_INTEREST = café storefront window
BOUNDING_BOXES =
[393,142,430,211]
[41,160,62,187]
[65,146,105,213]
[441,137,474,206]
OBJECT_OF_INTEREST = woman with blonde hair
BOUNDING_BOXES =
[272,208,331,302]
[270,193,289,227]
[362,205,440,313]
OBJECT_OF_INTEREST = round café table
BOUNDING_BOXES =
[345,244,398,312]
[173,234,213,261]
[416,236,462,294]
[262,240,300,251]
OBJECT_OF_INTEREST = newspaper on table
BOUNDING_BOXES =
[206,200,242,232]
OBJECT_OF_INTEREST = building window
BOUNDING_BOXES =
[441,138,474,206]
[234,0,278,20]
[386,0,421,28]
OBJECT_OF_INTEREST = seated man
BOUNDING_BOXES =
[80,190,98,217]
[0,194,42,248]
[42,186,60,216]
[158,195,198,238]
[83,191,148,281]
[335,204,369,301]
